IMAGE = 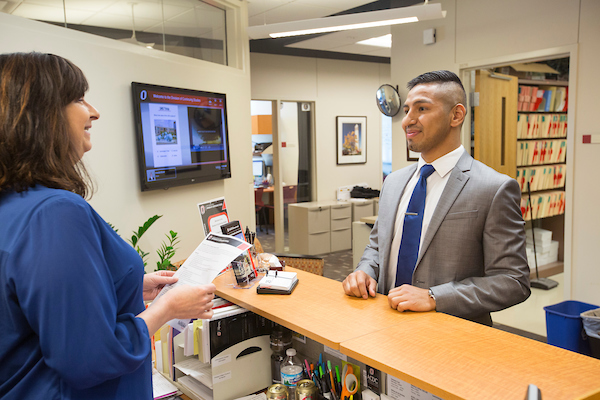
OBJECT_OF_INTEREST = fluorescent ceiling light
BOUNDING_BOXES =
[247,3,446,40]
[357,34,392,48]
[271,17,416,38]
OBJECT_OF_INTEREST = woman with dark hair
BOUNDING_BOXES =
[0,52,216,399]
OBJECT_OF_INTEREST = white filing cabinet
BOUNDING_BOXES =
[373,197,379,216]
[330,202,352,252]
[351,199,375,222]
[289,201,352,255]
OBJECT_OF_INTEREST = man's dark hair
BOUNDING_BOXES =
[407,70,467,110]
[407,70,463,91]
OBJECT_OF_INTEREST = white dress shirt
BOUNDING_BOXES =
[386,145,466,292]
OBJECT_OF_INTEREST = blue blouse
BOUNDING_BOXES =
[0,186,152,399]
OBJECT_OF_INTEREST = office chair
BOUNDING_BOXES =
[282,185,297,225]
[254,187,270,234]
[283,185,297,205]
[253,238,324,276]
[273,253,324,276]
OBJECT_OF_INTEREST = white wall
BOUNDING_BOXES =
[250,53,391,201]
[390,0,600,303]
[0,9,253,272]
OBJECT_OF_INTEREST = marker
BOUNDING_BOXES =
[304,359,311,378]
[319,365,324,379]
[335,366,341,393]
[313,371,322,392]
[329,369,336,396]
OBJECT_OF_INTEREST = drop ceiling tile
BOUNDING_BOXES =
[12,3,94,24]
[165,6,224,28]
[298,0,374,11]
[83,12,153,31]
[248,2,344,26]
[62,0,119,13]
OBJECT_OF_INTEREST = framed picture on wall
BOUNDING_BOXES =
[336,116,367,165]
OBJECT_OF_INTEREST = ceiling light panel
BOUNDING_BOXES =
[247,3,445,39]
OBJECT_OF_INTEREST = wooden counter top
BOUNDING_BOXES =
[341,312,600,400]
[214,267,427,350]
[214,267,600,400]
[360,215,378,224]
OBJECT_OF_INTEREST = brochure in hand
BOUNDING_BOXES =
[257,270,298,295]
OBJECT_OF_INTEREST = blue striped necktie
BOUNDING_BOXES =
[395,164,436,287]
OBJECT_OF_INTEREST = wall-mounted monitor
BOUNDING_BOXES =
[131,82,232,191]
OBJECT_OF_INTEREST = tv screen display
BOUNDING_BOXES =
[131,82,232,191]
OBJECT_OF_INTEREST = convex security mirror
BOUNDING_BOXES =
[376,84,401,117]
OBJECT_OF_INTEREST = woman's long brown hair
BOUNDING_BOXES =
[0,52,94,198]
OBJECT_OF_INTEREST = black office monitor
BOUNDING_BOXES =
[131,82,232,191]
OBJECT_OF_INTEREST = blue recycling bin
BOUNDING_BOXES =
[544,300,599,355]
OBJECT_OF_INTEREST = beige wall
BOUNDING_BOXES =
[390,0,600,302]
[571,0,600,304]
[0,7,253,272]
[250,53,391,201]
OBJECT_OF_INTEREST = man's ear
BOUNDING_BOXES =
[450,103,466,128]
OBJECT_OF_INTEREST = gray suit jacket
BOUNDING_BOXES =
[356,152,531,325]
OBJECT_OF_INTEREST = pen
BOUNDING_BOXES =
[321,375,331,398]
[319,365,324,379]
[312,371,322,392]
[304,359,311,379]
[329,369,336,397]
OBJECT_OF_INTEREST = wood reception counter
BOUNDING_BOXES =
[213,268,600,400]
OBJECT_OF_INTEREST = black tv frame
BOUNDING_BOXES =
[131,82,232,192]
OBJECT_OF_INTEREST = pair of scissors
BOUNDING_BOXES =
[340,364,358,400]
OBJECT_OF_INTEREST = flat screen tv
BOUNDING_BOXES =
[131,82,232,191]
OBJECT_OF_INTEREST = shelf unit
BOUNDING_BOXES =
[516,79,567,223]
[474,65,569,274]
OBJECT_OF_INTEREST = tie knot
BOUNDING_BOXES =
[420,164,435,179]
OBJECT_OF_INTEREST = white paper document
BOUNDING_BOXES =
[234,394,267,400]
[174,358,213,389]
[153,232,251,330]
[178,375,214,400]
[152,368,178,399]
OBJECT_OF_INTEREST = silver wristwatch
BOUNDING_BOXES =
[428,288,436,302]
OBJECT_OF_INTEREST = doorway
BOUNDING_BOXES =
[251,100,315,253]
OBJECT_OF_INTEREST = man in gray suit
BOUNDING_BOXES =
[343,70,530,326]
